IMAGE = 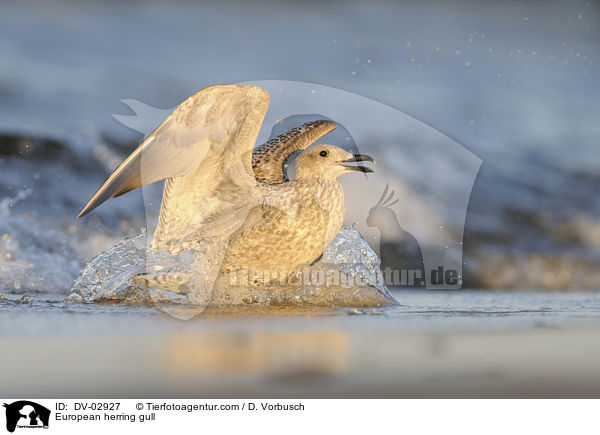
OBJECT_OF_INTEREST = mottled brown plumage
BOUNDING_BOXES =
[224,145,352,274]
[77,85,374,294]
[251,120,337,184]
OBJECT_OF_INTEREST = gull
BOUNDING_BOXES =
[78,84,374,294]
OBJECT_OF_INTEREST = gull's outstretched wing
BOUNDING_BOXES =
[252,120,337,184]
[78,84,270,253]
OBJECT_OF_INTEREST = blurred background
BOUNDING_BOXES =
[1,0,600,399]
[1,0,599,292]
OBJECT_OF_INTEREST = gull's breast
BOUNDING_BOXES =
[222,179,345,273]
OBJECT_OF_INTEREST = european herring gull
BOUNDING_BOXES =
[78,84,374,295]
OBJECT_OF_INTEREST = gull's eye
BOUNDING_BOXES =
[319,150,328,158]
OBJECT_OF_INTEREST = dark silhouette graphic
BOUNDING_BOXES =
[3,401,50,433]
[367,184,425,287]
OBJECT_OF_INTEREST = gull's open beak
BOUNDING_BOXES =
[340,154,375,173]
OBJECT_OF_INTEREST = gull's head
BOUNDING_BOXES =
[295,145,375,180]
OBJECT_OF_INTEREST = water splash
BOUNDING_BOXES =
[66,225,396,309]
[0,185,83,293]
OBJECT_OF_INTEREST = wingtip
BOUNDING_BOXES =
[77,197,101,219]
[76,207,88,219]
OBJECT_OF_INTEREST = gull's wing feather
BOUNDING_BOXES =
[78,85,270,219]
[252,120,337,184]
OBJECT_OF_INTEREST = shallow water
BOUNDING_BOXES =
[2,289,600,397]
[3,289,600,332]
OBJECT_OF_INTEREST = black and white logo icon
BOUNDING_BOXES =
[3,401,50,433]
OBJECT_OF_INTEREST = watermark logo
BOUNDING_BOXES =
[3,401,50,433]
[76,79,482,316]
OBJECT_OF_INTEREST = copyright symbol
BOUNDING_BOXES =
[136,403,144,410]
